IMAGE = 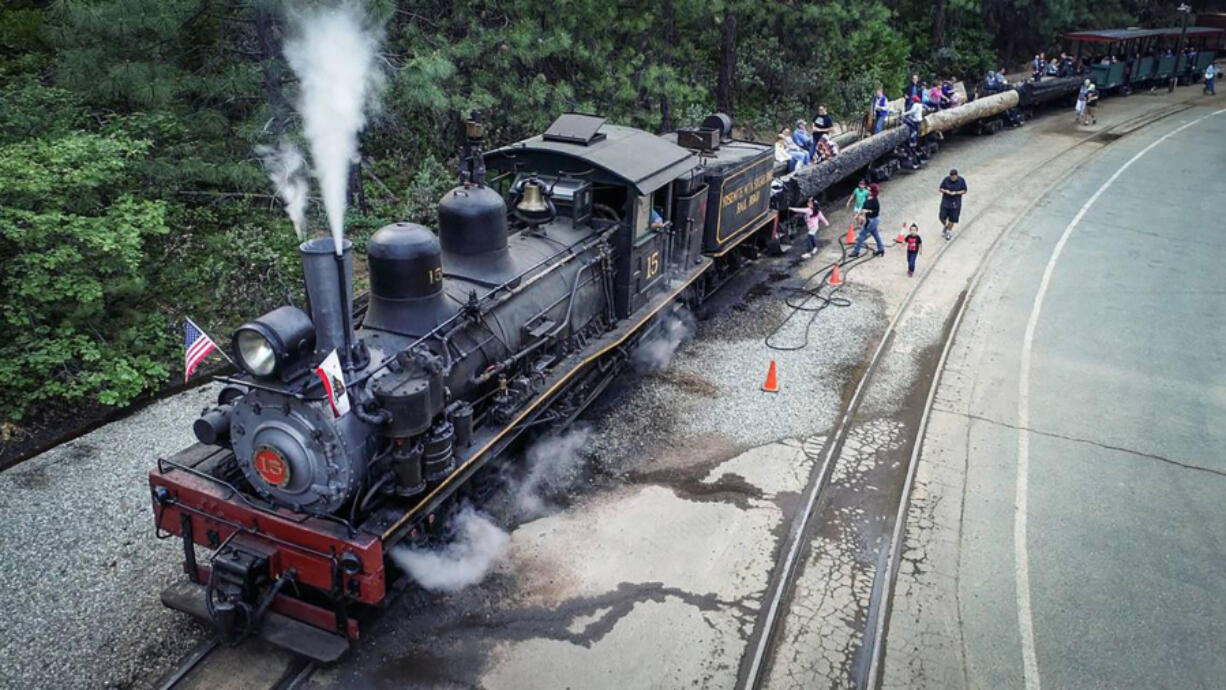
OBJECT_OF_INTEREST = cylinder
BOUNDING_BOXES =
[392,442,425,496]
[422,421,455,481]
[702,113,734,140]
[193,404,233,446]
[300,237,354,363]
[438,185,508,256]
[450,403,473,448]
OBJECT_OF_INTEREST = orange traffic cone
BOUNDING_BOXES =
[762,360,780,393]
[897,224,907,244]
[829,263,843,286]
[845,224,856,245]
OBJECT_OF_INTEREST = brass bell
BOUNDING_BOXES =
[516,181,549,214]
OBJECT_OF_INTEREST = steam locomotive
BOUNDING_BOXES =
[149,112,779,660]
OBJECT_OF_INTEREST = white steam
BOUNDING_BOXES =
[632,309,696,373]
[390,505,510,594]
[256,141,309,240]
[283,4,384,252]
[392,426,594,593]
[515,425,593,518]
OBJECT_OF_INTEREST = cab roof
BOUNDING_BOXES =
[487,114,699,196]
[1064,26,1223,43]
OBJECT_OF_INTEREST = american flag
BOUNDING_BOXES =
[184,318,218,382]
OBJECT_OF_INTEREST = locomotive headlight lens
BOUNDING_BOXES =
[231,306,316,378]
[235,328,277,376]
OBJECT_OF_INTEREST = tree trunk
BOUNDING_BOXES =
[717,8,737,115]
[254,3,288,138]
[659,0,676,132]
[933,0,947,49]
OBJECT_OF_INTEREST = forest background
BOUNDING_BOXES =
[0,0,1195,446]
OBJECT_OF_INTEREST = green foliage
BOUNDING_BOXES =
[0,130,171,418]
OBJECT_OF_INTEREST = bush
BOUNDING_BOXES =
[0,132,172,420]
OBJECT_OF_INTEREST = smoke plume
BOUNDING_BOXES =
[283,4,384,252]
[632,308,696,373]
[256,141,309,240]
[514,425,593,519]
[390,504,510,594]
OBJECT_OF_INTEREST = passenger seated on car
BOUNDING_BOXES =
[942,79,963,107]
[775,128,809,173]
[926,84,948,109]
[792,120,816,160]
[816,133,839,162]
[903,95,923,145]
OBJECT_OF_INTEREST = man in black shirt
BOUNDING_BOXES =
[811,104,834,139]
[938,169,967,240]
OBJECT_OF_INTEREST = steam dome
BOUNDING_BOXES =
[438,185,508,256]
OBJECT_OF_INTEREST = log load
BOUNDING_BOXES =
[782,126,909,203]
[1017,76,1082,107]
[920,89,1019,136]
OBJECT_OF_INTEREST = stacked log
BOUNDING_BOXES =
[920,89,1020,136]
[782,126,909,202]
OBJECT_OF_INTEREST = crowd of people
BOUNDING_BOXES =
[774,104,841,172]
[774,73,974,173]
[787,168,969,277]
[1031,51,1084,81]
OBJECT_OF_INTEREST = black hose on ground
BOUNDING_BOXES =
[763,232,882,352]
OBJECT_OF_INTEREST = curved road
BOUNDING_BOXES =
[884,102,1226,688]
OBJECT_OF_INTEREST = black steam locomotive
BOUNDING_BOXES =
[149,112,779,659]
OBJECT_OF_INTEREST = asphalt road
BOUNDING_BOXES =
[884,102,1226,688]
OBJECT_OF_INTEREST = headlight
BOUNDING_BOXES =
[232,306,315,378]
[235,328,277,376]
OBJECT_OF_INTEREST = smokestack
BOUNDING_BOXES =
[300,236,355,367]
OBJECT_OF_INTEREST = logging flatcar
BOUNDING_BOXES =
[148,112,778,661]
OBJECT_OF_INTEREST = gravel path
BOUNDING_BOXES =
[0,384,217,690]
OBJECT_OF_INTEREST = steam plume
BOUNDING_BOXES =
[256,141,309,240]
[390,505,509,594]
[632,309,696,373]
[283,4,384,253]
[514,425,593,518]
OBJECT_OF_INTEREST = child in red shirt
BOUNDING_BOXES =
[905,223,922,276]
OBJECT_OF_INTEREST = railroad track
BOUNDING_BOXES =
[153,636,316,690]
[737,99,1198,690]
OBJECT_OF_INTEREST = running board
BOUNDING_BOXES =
[161,580,349,664]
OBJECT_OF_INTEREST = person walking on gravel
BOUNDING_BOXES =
[904,223,923,277]
[938,169,967,240]
[850,183,885,258]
